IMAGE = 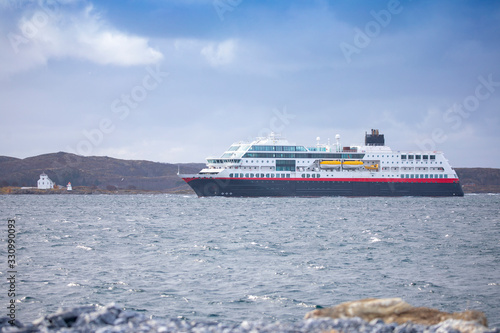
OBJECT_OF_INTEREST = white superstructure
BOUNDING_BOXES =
[196,131,458,181]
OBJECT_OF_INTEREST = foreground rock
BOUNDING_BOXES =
[1,303,498,333]
[305,298,489,331]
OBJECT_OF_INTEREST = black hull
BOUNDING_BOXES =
[184,178,464,197]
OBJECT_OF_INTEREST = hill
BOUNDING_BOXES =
[455,168,500,193]
[0,153,499,193]
[0,152,204,192]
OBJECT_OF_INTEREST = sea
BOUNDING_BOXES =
[1,194,499,327]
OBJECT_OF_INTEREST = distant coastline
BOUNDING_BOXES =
[1,152,499,194]
[0,186,194,195]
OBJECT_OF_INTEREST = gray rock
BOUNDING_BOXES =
[0,317,23,330]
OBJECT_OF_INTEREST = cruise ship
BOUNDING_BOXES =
[179,130,464,197]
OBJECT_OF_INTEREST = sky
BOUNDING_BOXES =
[1,0,499,167]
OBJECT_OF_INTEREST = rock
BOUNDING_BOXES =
[433,319,495,333]
[305,298,488,328]
[73,304,122,327]
[0,317,23,330]
[30,306,96,329]
[1,301,497,333]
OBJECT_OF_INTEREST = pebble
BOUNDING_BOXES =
[1,304,498,333]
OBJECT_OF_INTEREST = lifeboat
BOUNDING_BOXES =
[364,164,379,170]
[342,160,364,168]
[320,160,341,169]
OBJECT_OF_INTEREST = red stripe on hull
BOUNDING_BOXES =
[183,177,460,184]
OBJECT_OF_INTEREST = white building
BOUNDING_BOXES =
[67,182,72,191]
[37,173,55,189]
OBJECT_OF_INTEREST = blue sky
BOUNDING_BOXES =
[1,0,500,167]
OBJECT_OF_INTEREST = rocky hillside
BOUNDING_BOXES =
[455,168,500,193]
[0,152,204,191]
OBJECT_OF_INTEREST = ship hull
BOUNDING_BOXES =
[182,177,464,197]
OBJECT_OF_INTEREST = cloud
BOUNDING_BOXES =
[201,39,237,67]
[0,2,163,77]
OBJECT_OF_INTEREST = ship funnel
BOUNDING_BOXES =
[365,129,385,146]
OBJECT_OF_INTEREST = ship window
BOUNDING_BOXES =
[307,174,310,178]
[401,155,406,159]
[286,174,291,178]
[425,174,428,178]
[229,173,233,177]
[276,159,296,171]
[444,174,448,178]
[302,174,305,178]
[416,155,421,160]
[245,173,249,177]
[266,174,270,178]
[430,155,436,160]
[317,174,320,178]
[408,155,414,160]
[423,155,428,160]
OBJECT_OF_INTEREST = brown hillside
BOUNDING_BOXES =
[0,152,204,191]
[455,168,500,193]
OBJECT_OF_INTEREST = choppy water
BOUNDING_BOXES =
[1,194,499,326]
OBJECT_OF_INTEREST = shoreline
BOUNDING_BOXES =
[1,303,498,333]
[0,187,195,195]
[1,186,499,195]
